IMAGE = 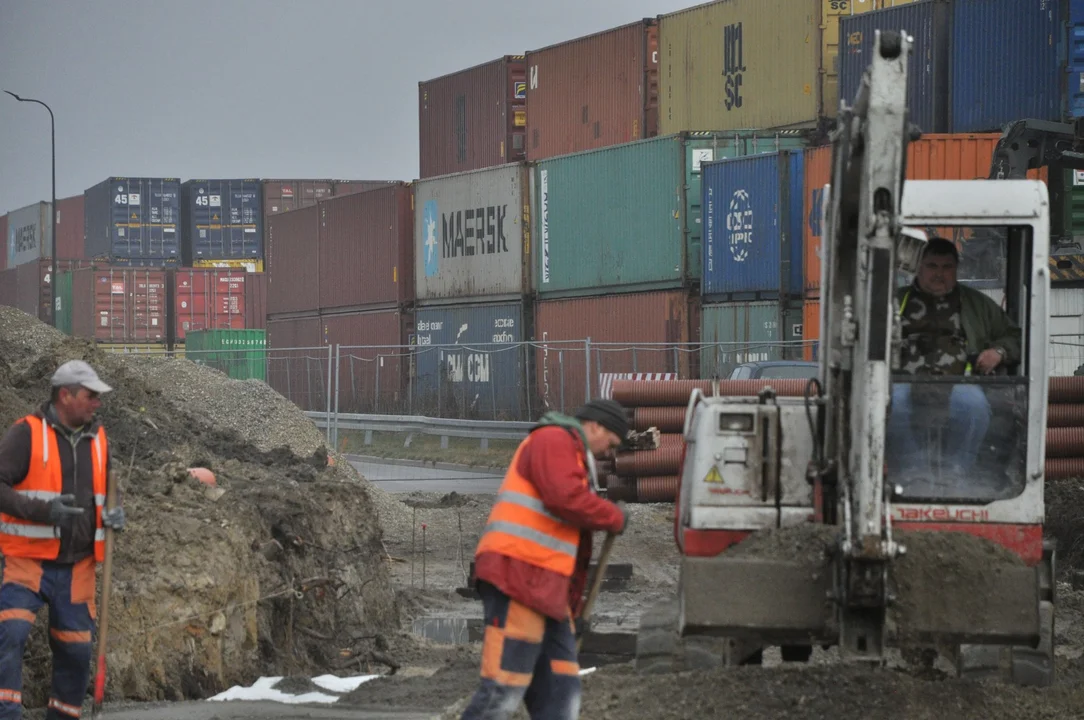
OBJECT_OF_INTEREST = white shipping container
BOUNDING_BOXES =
[6,201,52,269]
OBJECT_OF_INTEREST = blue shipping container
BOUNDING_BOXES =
[181,179,264,265]
[1068,0,1084,118]
[84,177,181,265]
[840,1,951,134]
[702,151,804,298]
[952,0,1062,131]
[413,302,527,420]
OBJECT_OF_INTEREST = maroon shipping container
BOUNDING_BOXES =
[266,204,320,315]
[245,271,267,330]
[70,267,169,344]
[262,180,335,217]
[525,20,659,161]
[331,180,399,198]
[267,314,325,411]
[173,268,250,342]
[418,56,527,179]
[318,183,414,311]
[534,289,696,412]
[0,268,13,308]
[55,194,85,259]
[323,308,414,413]
[2,259,90,323]
[0,214,7,272]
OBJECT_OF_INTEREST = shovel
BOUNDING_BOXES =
[576,531,616,653]
[91,469,118,718]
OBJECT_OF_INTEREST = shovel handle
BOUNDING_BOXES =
[576,532,617,653]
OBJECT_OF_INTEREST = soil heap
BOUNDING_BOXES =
[0,306,397,706]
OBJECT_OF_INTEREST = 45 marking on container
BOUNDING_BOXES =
[727,189,753,262]
[703,465,724,484]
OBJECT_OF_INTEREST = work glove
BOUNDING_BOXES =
[614,500,630,535]
[47,495,83,526]
[101,507,126,532]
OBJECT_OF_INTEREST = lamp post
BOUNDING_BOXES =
[5,91,56,327]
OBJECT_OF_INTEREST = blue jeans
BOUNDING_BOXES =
[461,583,581,720]
[887,382,991,475]
[0,557,97,720]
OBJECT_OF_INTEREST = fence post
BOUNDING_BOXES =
[285,356,292,405]
[349,355,357,415]
[584,337,592,403]
[632,347,638,373]
[438,349,443,417]
[523,343,532,422]
[375,354,381,414]
[673,346,679,377]
[325,344,333,446]
[333,344,341,450]
[559,350,565,413]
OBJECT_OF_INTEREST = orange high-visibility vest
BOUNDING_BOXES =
[475,431,583,576]
[0,415,108,562]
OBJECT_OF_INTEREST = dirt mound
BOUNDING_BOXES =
[0,307,397,706]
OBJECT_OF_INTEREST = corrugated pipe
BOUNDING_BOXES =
[613,379,812,407]
[1046,458,1084,480]
[1050,377,1084,404]
[632,407,686,432]
[636,476,679,503]
[1044,427,1084,458]
[1046,404,1084,427]
[605,475,636,502]
[614,447,683,476]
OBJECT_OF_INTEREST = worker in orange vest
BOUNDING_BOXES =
[461,399,629,720]
[0,361,126,719]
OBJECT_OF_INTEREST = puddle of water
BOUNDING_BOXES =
[411,616,484,645]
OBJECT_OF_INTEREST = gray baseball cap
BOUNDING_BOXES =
[51,360,113,394]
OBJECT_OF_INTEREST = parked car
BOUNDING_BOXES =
[728,361,818,380]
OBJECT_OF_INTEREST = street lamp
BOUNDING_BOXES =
[5,91,56,327]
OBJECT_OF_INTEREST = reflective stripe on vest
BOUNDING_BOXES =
[475,434,583,577]
[898,289,973,376]
[0,415,109,562]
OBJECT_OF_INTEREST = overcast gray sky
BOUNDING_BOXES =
[0,0,694,214]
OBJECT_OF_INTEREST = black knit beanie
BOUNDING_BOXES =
[575,399,629,439]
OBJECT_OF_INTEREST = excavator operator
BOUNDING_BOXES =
[887,237,1021,480]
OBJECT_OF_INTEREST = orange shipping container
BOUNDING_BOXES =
[803,134,1048,296]
[802,298,819,362]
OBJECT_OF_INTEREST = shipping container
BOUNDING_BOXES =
[55,195,85,260]
[525,19,658,161]
[534,290,696,413]
[415,163,530,302]
[1069,0,1084,119]
[323,308,413,413]
[192,258,264,272]
[266,314,326,412]
[319,183,413,311]
[1,259,90,324]
[413,301,528,420]
[185,329,267,382]
[802,298,819,361]
[700,300,805,378]
[70,267,169,344]
[84,177,181,266]
[181,179,264,266]
[951,0,1062,132]
[266,204,320,315]
[535,131,811,297]
[1048,288,1084,375]
[840,1,951,134]
[55,270,73,335]
[245,271,268,330]
[6,201,52,269]
[262,180,335,217]
[702,151,804,299]
[173,269,249,342]
[331,180,399,198]
[803,134,1048,295]
[418,56,527,179]
[0,214,7,272]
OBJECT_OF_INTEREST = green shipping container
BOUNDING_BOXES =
[55,272,73,336]
[534,131,809,297]
[700,300,804,378]
[185,329,267,381]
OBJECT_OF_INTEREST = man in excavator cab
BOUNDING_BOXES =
[887,235,1022,498]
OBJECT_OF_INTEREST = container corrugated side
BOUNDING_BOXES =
[173,269,248,342]
[9,259,90,324]
[262,180,335,217]
[186,329,266,381]
[6,201,51,269]
[415,163,530,302]
[55,195,85,260]
[840,1,951,134]
[331,180,399,198]
[0,267,13,307]
[56,270,73,335]
[803,134,1048,295]
[702,151,804,298]
[266,205,320,315]
[245,272,268,330]
[658,0,822,134]
[525,20,658,161]
[324,309,413,413]
[318,182,413,311]
[84,177,181,265]
[182,179,264,265]
[266,314,325,411]
[951,0,1062,132]
[1068,0,1084,119]
[700,300,805,377]
[803,298,820,361]
[70,267,169,344]
[419,56,527,179]
[534,290,694,412]
[413,301,527,420]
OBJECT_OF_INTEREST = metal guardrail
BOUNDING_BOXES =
[305,411,532,447]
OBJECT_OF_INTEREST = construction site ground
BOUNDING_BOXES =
[4,304,1084,718]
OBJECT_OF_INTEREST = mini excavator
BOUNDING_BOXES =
[636,29,1057,685]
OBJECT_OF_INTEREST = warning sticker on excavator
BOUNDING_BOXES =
[703,466,723,484]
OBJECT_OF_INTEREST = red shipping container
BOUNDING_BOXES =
[418,56,527,179]
[5,259,90,323]
[266,314,324,410]
[322,309,414,413]
[331,180,398,198]
[55,194,85,259]
[0,267,14,308]
[245,272,267,330]
[173,268,249,342]
[262,180,335,217]
[318,183,414,311]
[266,204,320,315]
[533,289,696,411]
[71,267,168,344]
[525,20,659,161]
